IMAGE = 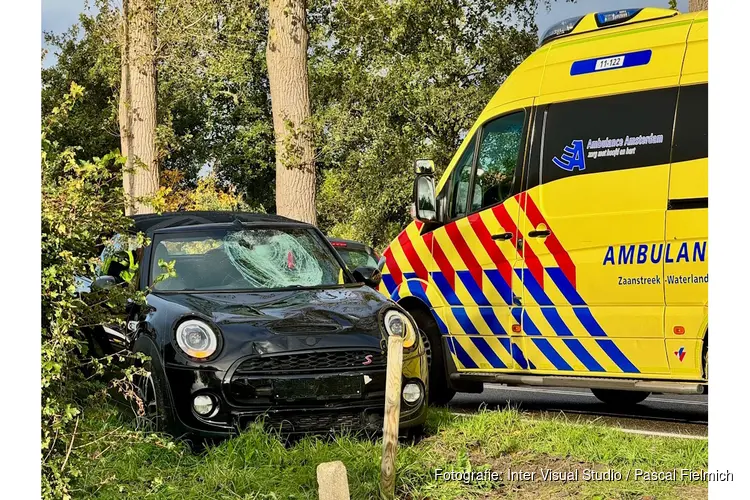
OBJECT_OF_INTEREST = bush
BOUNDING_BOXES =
[155,169,263,213]
[41,83,260,498]
[41,83,141,498]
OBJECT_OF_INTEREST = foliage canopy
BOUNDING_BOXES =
[43,0,551,249]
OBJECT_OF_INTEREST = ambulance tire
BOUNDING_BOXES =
[591,389,650,406]
[410,308,456,406]
[702,332,708,381]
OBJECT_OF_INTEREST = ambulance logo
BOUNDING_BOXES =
[552,140,586,172]
[674,347,686,362]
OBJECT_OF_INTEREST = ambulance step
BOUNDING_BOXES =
[450,373,706,395]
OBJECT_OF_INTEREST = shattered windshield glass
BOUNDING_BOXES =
[150,227,346,291]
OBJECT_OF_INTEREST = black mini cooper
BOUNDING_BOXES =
[95,212,428,438]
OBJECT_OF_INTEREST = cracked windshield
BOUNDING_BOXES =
[151,228,344,291]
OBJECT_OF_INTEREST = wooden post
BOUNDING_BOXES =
[380,334,404,500]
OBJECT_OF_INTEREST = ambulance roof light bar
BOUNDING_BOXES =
[539,15,584,46]
[540,7,654,47]
[595,8,643,27]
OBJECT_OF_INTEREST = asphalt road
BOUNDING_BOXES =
[449,384,708,437]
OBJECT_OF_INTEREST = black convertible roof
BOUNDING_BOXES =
[131,211,298,235]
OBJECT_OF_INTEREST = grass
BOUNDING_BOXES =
[70,403,708,499]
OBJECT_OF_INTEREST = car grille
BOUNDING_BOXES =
[235,350,386,375]
[240,409,383,434]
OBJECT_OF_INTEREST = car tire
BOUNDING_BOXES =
[131,358,173,433]
[591,388,650,406]
[410,308,456,406]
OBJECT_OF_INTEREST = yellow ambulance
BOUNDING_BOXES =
[378,7,708,406]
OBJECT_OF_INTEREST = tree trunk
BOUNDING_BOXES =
[120,0,159,216]
[266,0,317,225]
[689,0,708,11]
[119,0,132,208]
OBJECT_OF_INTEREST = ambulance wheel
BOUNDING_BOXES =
[411,308,455,406]
[591,389,650,406]
[702,333,708,381]
[401,424,426,444]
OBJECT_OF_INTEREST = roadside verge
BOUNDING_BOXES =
[72,403,708,499]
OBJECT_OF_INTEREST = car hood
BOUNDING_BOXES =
[147,286,392,359]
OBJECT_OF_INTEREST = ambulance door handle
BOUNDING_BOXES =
[492,232,513,241]
[528,229,551,238]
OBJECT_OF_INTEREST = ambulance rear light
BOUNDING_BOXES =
[595,8,642,28]
[540,15,584,46]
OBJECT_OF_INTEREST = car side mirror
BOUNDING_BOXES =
[352,266,382,288]
[92,275,117,290]
[413,174,437,222]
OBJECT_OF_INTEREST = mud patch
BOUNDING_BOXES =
[456,449,708,499]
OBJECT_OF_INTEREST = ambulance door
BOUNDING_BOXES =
[430,104,530,372]
[518,89,675,377]
[664,14,708,379]
[664,12,708,379]
[663,83,707,380]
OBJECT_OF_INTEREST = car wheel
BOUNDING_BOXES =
[410,308,456,406]
[419,329,432,370]
[591,388,650,406]
[131,359,170,432]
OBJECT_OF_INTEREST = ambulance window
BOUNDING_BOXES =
[471,111,526,212]
[541,87,677,185]
[672,83,708,163]
[449,138,476,219]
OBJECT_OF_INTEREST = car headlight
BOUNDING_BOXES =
[176,319,219,359]
[383,309,417,351]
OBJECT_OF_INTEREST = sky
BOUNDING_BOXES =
[41,0,92,68]
[41,0,690,68]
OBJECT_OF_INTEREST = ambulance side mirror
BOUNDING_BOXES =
[414,159,435,174]
[413,174,437,222]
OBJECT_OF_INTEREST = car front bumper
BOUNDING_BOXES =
[163,348,428,438]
